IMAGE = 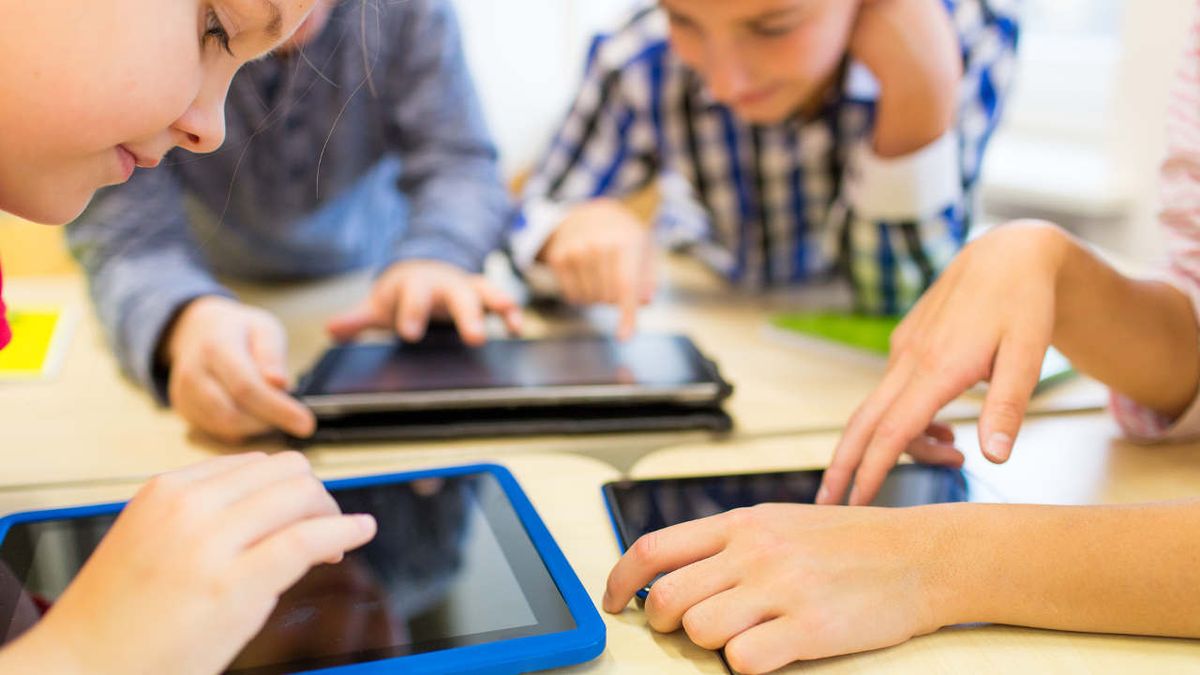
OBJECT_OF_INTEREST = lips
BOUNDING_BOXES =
[115,145,136,181]
[115,145,163,182]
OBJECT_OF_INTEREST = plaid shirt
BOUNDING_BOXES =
[512,0,1019,314]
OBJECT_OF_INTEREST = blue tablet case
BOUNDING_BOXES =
[0,464,606,674]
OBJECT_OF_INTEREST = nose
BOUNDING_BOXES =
[172,87,228,155]
[702,42,753,103]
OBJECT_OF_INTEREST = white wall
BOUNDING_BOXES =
[980,0,1194,269]
[1109,0,1194,265]
[451,0,641,177]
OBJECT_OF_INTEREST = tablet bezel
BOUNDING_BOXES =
[295,334,728,416]
[0,464,606,674]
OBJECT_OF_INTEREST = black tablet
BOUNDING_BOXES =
[295,333,731,416]
[603,464,969,553]
[0,465,605,674]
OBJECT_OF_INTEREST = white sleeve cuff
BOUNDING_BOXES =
[843,130,962,222]
[510,198,574,272]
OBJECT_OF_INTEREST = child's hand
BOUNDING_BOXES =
[850,0,962,157]
[326,260,522,347]
[16,453,377,675]
[602,503,958,673]
[164,297,315,443]
[818,222,1073,506]
[538,199,657,340]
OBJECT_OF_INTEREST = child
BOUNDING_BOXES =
[601,12,1200,674]
[0,0,375,671]
[512,0,1019,337]
[67,0,520,444]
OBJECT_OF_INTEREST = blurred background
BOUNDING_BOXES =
[2,0,1193,276]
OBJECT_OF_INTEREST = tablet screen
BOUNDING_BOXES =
[604,465,968,547]
[0,472,576,674]
[304,334,714,396]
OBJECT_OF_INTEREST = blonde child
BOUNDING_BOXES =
[0,1,375,671]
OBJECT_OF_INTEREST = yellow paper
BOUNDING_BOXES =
[0,308,63,377]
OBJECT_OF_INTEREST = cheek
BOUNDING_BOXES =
[77,38,201,148]
[668,28,705,73]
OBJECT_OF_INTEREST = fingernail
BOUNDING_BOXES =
[816,485,829,504]
[354,514,377,534]
[402,321,421,340]
[985,433,1013,463]
[848,486,859,506]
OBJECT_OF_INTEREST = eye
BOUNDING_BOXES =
[751,22,798,38]
[666,11,699,32]
[203,6,235,56]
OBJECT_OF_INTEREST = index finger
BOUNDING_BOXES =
[603,514,732,613]
[848,368,968,505]
[818,358,915,504]
[615,247,640,341]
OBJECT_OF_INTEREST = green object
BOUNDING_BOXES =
[770,311,1076,393]
[770,312,901,356]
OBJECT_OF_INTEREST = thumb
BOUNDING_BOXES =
[979,337,1044,464]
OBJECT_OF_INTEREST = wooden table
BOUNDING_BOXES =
[0,259,1106,487]
[0,268,1194,672]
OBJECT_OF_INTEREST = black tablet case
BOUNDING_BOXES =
[288,330,734,447]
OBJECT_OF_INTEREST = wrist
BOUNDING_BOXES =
[1042,225,1092,345]
[910,502,990,630]
[157,295,226,368]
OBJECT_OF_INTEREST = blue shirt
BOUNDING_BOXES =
[68,0,511,398]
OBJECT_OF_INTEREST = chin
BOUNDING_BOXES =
[732,102,794,125]
[1,190,92,226]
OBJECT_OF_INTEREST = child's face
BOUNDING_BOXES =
[0,0,317,225]
[662,0,860,123]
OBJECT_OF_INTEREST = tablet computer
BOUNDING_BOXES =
[0,464,605,674]
[295,333,731,416]
[603,464,968,572]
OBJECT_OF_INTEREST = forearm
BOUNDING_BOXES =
[1052,234,1200,418]
[873,79,958,159]
[929,501,1200,638]
[859,0,961,158]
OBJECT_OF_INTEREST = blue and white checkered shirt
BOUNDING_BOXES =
[512,0,1019,314]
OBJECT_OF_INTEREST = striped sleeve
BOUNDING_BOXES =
[1111,11,1200,441]
[509,24,662,271]
[841,0,1019,315]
